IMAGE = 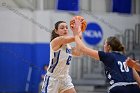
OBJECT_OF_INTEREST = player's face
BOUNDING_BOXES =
[56,23,68,36]
[103,40,109,52]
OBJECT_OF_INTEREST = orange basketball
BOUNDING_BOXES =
[70,16,87,32]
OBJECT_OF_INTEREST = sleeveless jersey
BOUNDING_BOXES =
[47,43,72,78]
[98,51,136,85]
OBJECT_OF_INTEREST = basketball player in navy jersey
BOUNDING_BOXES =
[41,21,82,93]
[72,19,140,93]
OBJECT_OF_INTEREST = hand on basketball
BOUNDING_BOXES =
[70,16,87,37]
[75,19,82,34]
[71,18,82,36]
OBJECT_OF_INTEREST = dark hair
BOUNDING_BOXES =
[50,21,66,41]
[106,36,125,53]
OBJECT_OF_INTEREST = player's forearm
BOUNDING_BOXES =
[75,35,99,60]
[75,35,86,50]
[63,36,75,44]
[54,36,75,45]
[133,68,140,87]
[134,62,140,72]
[51,36,74,51]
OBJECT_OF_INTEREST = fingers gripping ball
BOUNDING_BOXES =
[70,16,87,32]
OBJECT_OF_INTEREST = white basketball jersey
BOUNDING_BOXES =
[47,43,72,78]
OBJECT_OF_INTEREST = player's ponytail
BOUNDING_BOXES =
[50,29,59,41]
[118,45,125,53]
[50,21,66,41]
[107,36,125,54]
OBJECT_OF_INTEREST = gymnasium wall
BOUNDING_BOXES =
[0,10,139,92]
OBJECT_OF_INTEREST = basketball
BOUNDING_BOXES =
[70,16,87,32]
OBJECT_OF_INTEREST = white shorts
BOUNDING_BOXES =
[42,75,74,93]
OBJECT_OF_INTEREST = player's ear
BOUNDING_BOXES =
[108,45,112,51]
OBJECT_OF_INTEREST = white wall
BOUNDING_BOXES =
[0,10,139,45]
[0,10,34,43]
[91,0,107,13]
[80,0,90,10]
[136,0,140,14]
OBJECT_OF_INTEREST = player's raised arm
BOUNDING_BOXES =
[74,35,99,60]
[51,36,75,51]
[72,17,99,60]
[50,21,75,51]
[132,68,140,87]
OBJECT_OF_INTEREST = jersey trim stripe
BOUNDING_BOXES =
[41,76,50,93]
[46,76,50,93]
[108,82,137,92]
[51,50,61,73]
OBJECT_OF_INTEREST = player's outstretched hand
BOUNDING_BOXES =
[70,18,82,36]
[126,58,135,68]
[126,57,140,72]
[74,20,82,36]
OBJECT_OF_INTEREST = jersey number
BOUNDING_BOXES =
[66,56,72,65]
[118,61,129,72]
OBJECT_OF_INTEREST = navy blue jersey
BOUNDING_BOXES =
[98,51,136,85]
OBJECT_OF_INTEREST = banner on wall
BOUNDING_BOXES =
[56,0,79,12]
[112,0,132,13]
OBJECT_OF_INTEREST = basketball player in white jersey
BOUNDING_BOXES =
[41,21,82,93]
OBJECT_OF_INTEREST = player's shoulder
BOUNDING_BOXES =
[98,51,116,61]
[50,41,62,52]
[111,51,125,57]
[99,51,113,56]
